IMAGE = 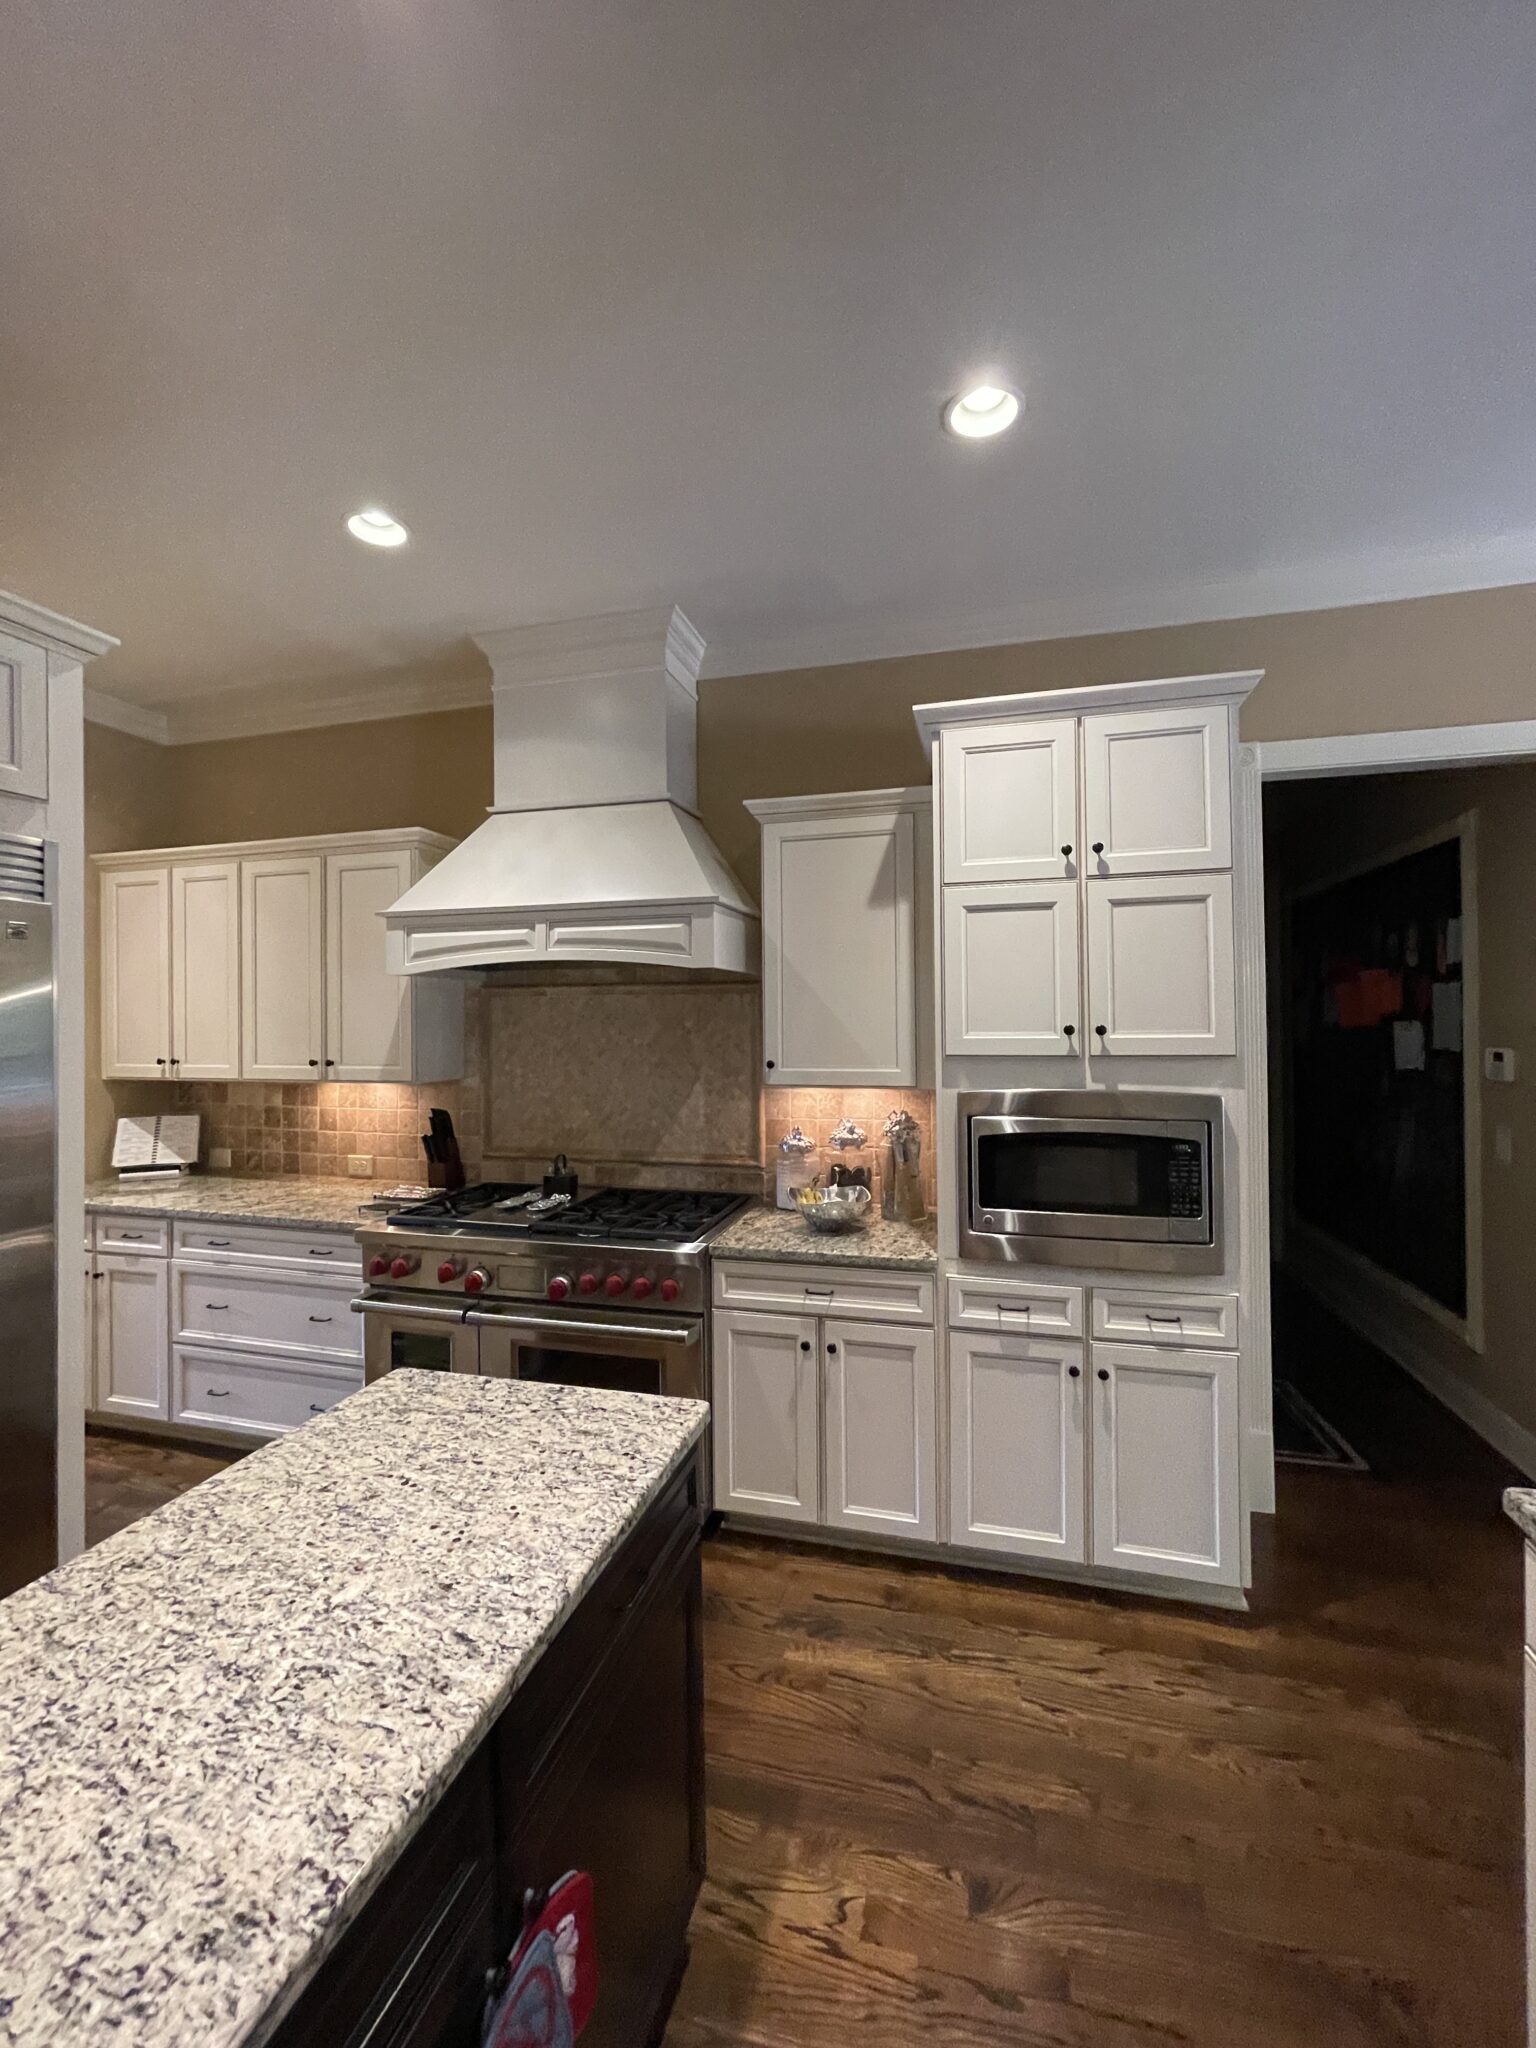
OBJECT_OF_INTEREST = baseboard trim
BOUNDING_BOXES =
[1286,1265,1536,1480]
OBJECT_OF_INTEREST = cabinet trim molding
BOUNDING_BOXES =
[915,668,1262,755]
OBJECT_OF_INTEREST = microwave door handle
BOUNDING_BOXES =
[464,1310,700,1346]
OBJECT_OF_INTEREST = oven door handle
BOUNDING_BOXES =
[350,1298,471,1324]
[463,1310,700,1346]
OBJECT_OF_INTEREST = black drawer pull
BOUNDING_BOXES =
[205,1302,230,1311]
[205,1388,231,1399]
[308,1402,327,1413]
[308,1314,333,1325]
[205,1238,232,1248]
[306,1248,335,1258]
[118,1231,145,1241]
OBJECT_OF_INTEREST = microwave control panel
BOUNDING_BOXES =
[1167,1140,1207,1219]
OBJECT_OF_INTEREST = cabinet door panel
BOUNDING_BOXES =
[1082,704,1231,874]
[943,881,1080,1057]
[713,1310,820,1523]
[0,630,48,800]
[949,1330,1086,1561]
[241,856,324,1081]
[762,809,915,1086]
[1090,1343,1240,1585]
[326,847,414,1083]
[171,862,241,1079]
[823,1319,936,1540]
[940,717,1079,884]
[101,867,171,1079]
[94,1255,169,1421]
[1086,873,1235,1057]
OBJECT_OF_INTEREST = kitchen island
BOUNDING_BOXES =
[0,1374,708,2048]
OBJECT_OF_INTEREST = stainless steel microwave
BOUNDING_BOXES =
[959,1089,1224,1274]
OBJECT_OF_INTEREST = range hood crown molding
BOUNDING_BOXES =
[473,605,706,696]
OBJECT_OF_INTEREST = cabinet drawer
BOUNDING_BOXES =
[1089,1286,1238,1349]
[173,1220,362,1272]
[712,1258,934,1325]
[173,1346,360,1436]
[947,1272,1083,1337]
[173,1263,362,1360]
[93,1215,171,1256]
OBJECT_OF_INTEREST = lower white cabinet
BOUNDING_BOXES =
[823,1318,937,1541]
[1089,1342,1240,1586]
[713,1310,820,1524]
[713,1303,938,1540]
[172,1347,356,1439]
[93,1254,170,1421]
[948,1330,1086,1562]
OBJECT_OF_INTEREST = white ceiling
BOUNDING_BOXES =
[4,0,1534,731]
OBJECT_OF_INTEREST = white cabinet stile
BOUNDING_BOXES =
[948,1329,1086,1562]
[822,1319,937,1540]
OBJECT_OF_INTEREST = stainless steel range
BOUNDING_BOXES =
[354,1183,751,1402]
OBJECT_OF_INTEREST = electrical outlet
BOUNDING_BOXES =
[346,1154,374,1179]
[208,1146,232,1171]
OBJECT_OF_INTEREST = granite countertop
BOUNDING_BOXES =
[713,1199,938,1270]
[1504,1489,1536,1543]
[0,1373,708,2048]
[85,1175,382,1233]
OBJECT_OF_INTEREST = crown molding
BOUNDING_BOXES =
[83,688,172,745]
[475,605,705,695]
[914,668,1263,753]
[0,590,118,662]
[159,666,492,745]
[702,533,1536,681]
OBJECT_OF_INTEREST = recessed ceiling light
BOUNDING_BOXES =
[943,384,1021,440]
[346,506,410,548]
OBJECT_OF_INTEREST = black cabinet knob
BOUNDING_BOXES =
[799,1340,810,1353]
[1068,1365,1081,1379]
[827,1342,838,1355]
[308,1058,320,1068]
[765,1059,776,1071]
[1063,1024,1076,1039]
[1097,1368,1109,1382]
[1061,844,1073,859]
[1091,841,1105,855]
[1095,1024,1107,1039]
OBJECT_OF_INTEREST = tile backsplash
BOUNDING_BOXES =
[170,1080,483,1188]
[762,1088,938,1212]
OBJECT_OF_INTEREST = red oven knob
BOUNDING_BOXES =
[389,1256,418,1280]
[547,1274,571,1303]
[464,1268,491,1296]
[605,1273,627,1297]
[437,1260,461,1284]
[577,1272,600,1295]
[632,1275,654,1300]
[368,1254,391,1278]
[659,1277,681,1303]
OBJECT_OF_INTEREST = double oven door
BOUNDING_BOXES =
[355,1293,706,1402]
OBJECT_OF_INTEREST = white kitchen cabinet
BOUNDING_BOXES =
[1085,872,1236,1057]
[241,854,326,1081]
[326,846,416,1083]
[171,861,241,1079]
[822,1318,937,1541]
[750,792,926,1088]
[712,1309,821,1524]
[92,1253,170,1421]
[939,717,1078,883]
[948,1329,1087,1563]
[943,881,1080,1057]
[100,866,172,1079]
[1082,703,1231,875]
[1089,1342,1241,1586]
[0,628,49,800]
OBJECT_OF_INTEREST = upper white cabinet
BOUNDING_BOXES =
[0,629,49,801]
[748,789,930,1088]
[171,862,241,1080]
[1082,704,1231,875]
[940,717,1078,883]
[98,830,463,1084]
[242,855,326,1082]
[1089,1342,1241,1586]
[101,867,172,1078]
[1085,873,1236,1058]
[943,881,1080,1058]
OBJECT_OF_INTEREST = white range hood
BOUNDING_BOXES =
[384,607,758,975]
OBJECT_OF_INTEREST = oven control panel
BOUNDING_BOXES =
[359,1236,704,1313]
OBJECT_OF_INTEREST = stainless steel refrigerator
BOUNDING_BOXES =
[0,834,55,1598]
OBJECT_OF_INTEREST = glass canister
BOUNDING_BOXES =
[880,1107,926,1223]
[826,1118,872,1192]
[775,1126,819,1210]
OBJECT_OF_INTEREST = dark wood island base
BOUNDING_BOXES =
[266,1450,706,2048]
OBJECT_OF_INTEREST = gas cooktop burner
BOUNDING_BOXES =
[386,1181,750,1249]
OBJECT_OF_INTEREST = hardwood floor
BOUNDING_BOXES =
[665,1294,1525,2048]
[85,1429,244,1545]
[84,1294,1528,2047]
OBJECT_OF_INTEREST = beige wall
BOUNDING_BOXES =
[697,581,1536,894]
[1265,761,1536,1446]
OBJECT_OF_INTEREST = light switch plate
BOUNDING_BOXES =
[208,1146,232,1171]
[1485,1047,1518,1083]
[1496,1124,1515,1166]
[346,1154,374,1178]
